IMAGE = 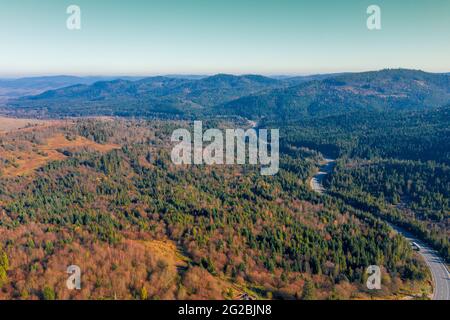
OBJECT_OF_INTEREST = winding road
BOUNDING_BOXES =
[309,158,336,194]
[309,156,450,300]
[389,226,450,300]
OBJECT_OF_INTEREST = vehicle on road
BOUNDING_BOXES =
[411,242,421,251]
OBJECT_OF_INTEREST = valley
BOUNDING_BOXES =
[0,69,448,300]
[310,154,449,300]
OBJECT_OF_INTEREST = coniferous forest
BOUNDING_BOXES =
[0,69,448,300]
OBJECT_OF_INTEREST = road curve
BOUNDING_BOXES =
[389,226,450,300]
[309,158,336,194]
[309,156,450,300]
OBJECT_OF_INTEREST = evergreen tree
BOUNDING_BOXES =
[301,280,316,300]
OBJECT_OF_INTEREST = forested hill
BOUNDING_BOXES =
[0,75,144,102]
[4,74,283,118]
[2,69,450,119]
[217,69,450,121]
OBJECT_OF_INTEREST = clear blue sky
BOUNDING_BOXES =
[0,0,449,76]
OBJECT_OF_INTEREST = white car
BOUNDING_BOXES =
[411,242,421,251]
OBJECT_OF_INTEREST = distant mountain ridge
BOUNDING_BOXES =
[0,75,144,102]
[0,75,147,90]
[2,69,450,119]
[4,74,284,117]
[25,74,281,102]
[215,69,450,121]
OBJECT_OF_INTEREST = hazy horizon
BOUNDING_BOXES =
[1,68,449,80]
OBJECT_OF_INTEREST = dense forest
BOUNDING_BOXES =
[3,69,450,120]
[274,105,449,262]
[0,68,448,300]
[325,159,449,262]
[0,119,430,299]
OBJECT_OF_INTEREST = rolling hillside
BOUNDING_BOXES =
[217,69,450,121]
[0,76,143,102]
[2,69,450,120]
[4,74,283,118]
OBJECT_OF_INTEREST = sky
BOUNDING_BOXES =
[0,0,449,77]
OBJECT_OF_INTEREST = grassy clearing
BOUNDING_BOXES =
[0,133,120,177]
[0,116,51,132]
